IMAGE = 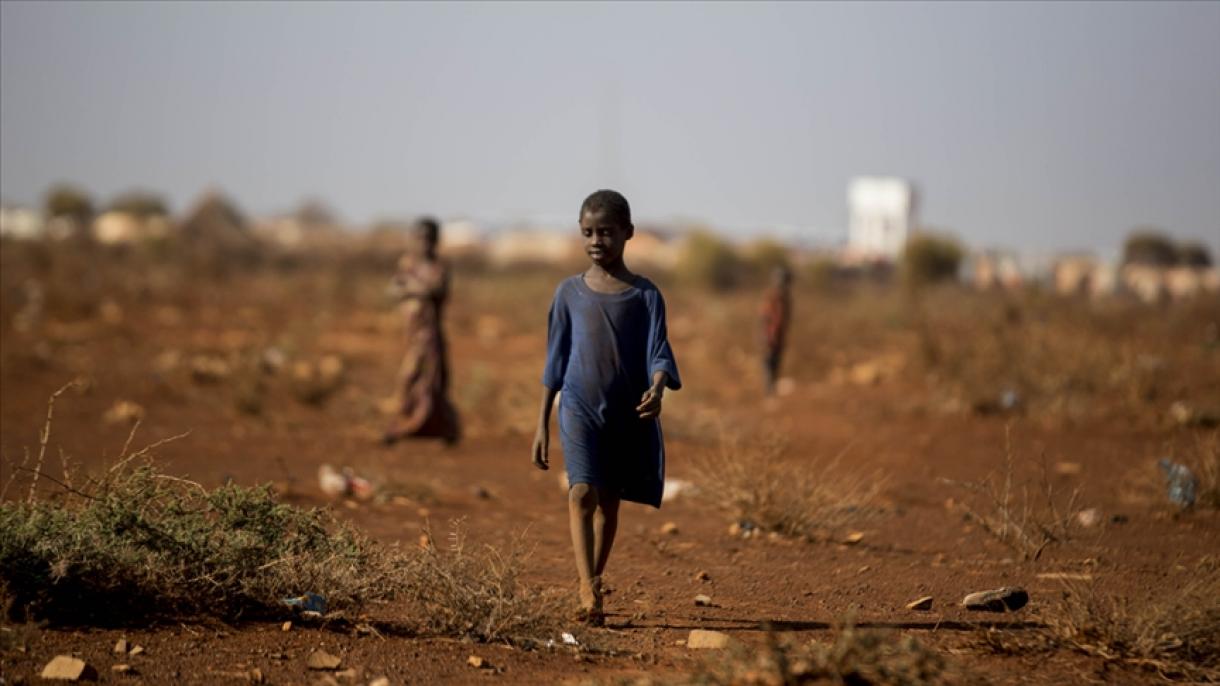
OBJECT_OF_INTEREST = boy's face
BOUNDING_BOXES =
[579,210,632,267]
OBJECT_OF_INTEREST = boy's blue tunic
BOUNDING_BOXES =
[543,275,681,508]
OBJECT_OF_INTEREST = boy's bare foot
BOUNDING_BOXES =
[576,577,605,626]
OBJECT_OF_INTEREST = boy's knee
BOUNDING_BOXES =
[568,482,597,510]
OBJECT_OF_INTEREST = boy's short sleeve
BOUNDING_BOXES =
[646,289,682,391]
[542,283,571,391]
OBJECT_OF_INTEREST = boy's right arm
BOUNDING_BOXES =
[531,387,558,470]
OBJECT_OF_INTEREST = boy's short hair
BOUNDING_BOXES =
[415,216,440,243]
[580,189,632,226]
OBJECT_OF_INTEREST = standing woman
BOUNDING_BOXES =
[384,217,461,445]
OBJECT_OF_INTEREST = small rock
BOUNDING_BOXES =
[693,594,713,607]
[1054,461,1082,476]
[114,638,129,654]
[843,531,864,545]
[307,650,343,670]
[40,655,98,681]
[368,679,390,686]
[112,664,133,675]
[1035,572,1093,582]
[467,655,489,669]
[687,629,731,649]
[471,485,492,499]
[660,521,679,535]
[247,667,264,684]
[281,621,292,632]
[419,533,432,550]
[103,400,145,425]
[906,596,933,611]
[727,522,742,537]
[334,668,358,680]
[1076,508,1101,528]
[694,570,711,582]
[128,645,144,657]
[962,587,1029,612]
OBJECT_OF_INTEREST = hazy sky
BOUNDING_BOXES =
[2,1,1218,253]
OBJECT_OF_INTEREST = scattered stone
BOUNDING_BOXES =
[334,668,358,680]
[1110,514,1129,525]
[419,533,432,550]
[728,522,742,537]
[368,679,390,686]
[114,638,129,654]
[906,596,933,611]
[40,655,98,681]
[843,531,864,545]
[693,594,714,607]
[281,621,292,632]
[190,355,232,383]
[687,629,731,649]
[1054,462,1082,476]
[128,645,144,657]
[103,400,144,425]
[694,570,711,582]
[662,478,694,502]
[467,655,490,669]
[247,667,265,684]
[1075,508,1102,528]
[471,485,492,499]
[660,521,679,535]
[307,650,342,670]
[111,664,133,675]
[962,587,1029,612]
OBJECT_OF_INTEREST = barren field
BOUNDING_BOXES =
[2,243,1218,685]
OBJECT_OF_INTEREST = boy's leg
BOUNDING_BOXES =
[592,487,621,577]
[567,483,599,609]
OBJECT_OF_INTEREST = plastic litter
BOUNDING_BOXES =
[1158,458,1197,509]
[282,592,327,614]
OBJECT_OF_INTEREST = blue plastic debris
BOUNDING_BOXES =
[282,593,327,614]
[1158,458,1198,509]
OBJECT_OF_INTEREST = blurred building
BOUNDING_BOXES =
[847,177,917,261]
[969,250,1024,291]
[0,206,44,239]
[93,210,170,244]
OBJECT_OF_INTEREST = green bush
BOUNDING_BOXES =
[0,465,399,624]
[676,230,743,291]
[901,233,963,288]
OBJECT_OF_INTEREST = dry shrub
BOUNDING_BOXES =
[1185,431,1220,509]
[400,520,565,644]
[1038,568,1220,681]
[0,460,400,624]
[691,431,881,541]
[682,624,974,685]
[941,427,1082,561]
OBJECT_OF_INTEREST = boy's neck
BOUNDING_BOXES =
[586,260,633,282]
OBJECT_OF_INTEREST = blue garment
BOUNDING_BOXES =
[543,274,682,507]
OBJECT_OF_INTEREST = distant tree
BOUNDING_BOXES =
[743,238,791,279]
[676,230,742,291]
[44,184,94,223]
[1122,229,1178,267]
[901,232,963,288]
[295,198,338,228]
[109,191,169,219]
[1176,241,1213,268]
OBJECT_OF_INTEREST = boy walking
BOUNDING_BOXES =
[531,190,681,624]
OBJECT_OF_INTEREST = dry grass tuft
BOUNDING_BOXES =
[399,519,566,645]
[691,430,882,541]
[681,624,976,685]
[990,566,1220,682]
[942,427,1082,561]
[1185,432,1220,509]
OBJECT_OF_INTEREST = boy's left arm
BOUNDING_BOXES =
[636,371,669,419]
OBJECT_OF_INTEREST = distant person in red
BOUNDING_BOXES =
[384,217,460,445]
[760,265,792,395]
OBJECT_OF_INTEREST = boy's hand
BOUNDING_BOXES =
[531,426,550,470]
[637,386,664,419]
